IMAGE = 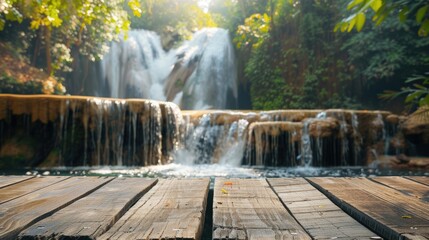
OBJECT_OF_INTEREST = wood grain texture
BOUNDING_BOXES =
[0,176,69,204]
[309,177,429,240]
[0,176,111,240]
[213,178,310,240]
[0,176,33,188]
[268,178,378,239]
[371,176,429,202]
[406,176,429,186]
[19,178,157,239]
[99,178,209,240]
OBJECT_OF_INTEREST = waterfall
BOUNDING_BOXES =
[0,95,411,169]
[75,28,238,110]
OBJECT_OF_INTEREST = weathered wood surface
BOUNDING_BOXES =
[371,176,429,202]
[213,178,310,240]
[309,177,429,240]
[0,176,69,204]
[406,176,429,186]
[0,175,33,188]
[99,178,209,240]
[0,176,111,240]
[268,178,379,239]
[19,178,157,239]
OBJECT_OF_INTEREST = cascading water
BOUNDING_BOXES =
[174,113,249,166]
[1,94,425,178]
[76,28,238,110]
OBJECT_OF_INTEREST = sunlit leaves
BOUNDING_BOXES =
[370,0,382,12]
[356,12,366,31]
[336,0,382,32]
[337,0,429,36]
[234,13,271,50]
[128,0,142,17]
[0,0,146,75]
[0,0,21,30]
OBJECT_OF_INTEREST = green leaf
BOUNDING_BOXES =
[356,12,366,32]
[0,18,4,31]
[420,94,429,106]
[399,7,409,23]
[334,23,341,32]
[347,0,364,10]
[374,12,387,26]
[406,91,424,103]
[341,22,348,32]
[370,0,382,12]
[347,17,356,32]
[416,5,428,24]
[413,84,428,90]
[418,19,429,37]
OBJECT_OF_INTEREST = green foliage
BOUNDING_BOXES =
[246,43,286,110]
[0,74,43,94]
[0,0,142,76]
[339,1,429,108]
[242,0,362,110]
[381,74,429,107]
[337,0,429,36]
[234,13,271,50]
[129,0,216,42]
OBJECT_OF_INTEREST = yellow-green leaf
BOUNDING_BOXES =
[418,19,429,37]
[0,19,4,31]
[370,0,382,12]
[334,23,341,32]
[356,12,366,32]
[374,12,387,26]
[347,0,364,11]
[30,19,41,29]
[416,5,429,24]
[341,22,348,32]
[399,7,409,23]
[348,17,357,32]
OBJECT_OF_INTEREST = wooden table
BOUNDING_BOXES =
[0,176,427,239]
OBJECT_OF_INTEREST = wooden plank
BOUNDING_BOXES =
[371,176,429,202]
[213,178,310,240]
[309,177,429,240]
[0,176,69,204]
[0,176,33,188]
[268,178,379,239]
[99,178,209,240]
[19,178,157,239]
[0,176,111,239]
[405,176,429,186]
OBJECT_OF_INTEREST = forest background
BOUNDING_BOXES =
[1,0,429,113]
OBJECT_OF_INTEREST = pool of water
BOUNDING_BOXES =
[3,163,428,179]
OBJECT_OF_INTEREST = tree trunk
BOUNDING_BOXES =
[32,28,42,67]
[44,26,52,75]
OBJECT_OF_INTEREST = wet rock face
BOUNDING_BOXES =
[0,94,426,168]
[182,109,423,167]
[402,107,429,156]
[0,94,182,168]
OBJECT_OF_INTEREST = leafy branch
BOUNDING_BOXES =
[336,0,429,36]
[381,74,429,107]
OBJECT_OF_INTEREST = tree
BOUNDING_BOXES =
[0,0,141,75]
[129,0,216,42]
[337,0,429,109]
